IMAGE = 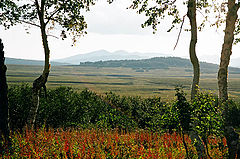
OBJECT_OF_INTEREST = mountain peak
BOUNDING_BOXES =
[113,50,128,54]
[92,49,109,54]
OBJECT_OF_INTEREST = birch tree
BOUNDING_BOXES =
[215,0,240,158]
[129,0,211,100]
[1,0,96,128]
[128,1,211,158]
[187,0,200,100]
[218,0,239,102]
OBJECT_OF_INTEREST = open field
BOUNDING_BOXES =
[6,64,240,101]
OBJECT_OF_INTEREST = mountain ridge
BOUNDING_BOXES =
[5,50,240,72]
[53,50,169,64]
[5,57,69,66]
[53,50,240,68]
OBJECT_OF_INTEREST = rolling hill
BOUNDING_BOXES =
[5,50,240,75]
[79,56,240,74]
[5,57,68,66]
[53,49,240,69]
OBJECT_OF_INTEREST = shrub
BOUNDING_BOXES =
[224,100,240,128]
[8,85,137,130]
[8,84,32,130]
[191,91,223,158]
[104,92,165,130]
[160,87,192,133]
[192,92,223,138]
[8,84,240,133]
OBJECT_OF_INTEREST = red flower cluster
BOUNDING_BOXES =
[1,128,227,158]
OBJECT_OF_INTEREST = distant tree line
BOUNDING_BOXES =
[80,56,240,74]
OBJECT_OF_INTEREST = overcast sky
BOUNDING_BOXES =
[1,1,240,64]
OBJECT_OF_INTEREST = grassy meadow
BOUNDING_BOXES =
[6,64,240,100]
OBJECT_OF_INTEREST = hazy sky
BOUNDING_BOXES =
[1,1,240,63]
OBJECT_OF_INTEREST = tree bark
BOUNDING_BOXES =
[187,0,200,100]
[26,0,50,128]
[218,1,240,158]
[187,1,207,158]
[0,38,10,151]
[218,0,239,102]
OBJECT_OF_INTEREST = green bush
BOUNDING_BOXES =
[160,87,192,133]
[104,92,165,130]
[8,84,32,130]
[7,84,240,132]
[192,92,223,137]
[8,85,137,130]
[37,87,80,127]
[191,92,223,158]
[224,100,240,128]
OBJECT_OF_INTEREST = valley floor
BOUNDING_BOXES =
[6,65,240,101]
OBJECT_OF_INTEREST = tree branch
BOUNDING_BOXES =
[18,19,41,28]
[47,34,59,39]
[196,9,211,24]
[35,0,41,15]
[174,14,187,50]
[45,7,62,25]
[163,0,177,5]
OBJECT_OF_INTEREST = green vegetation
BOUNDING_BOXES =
[5,84,239,158]
[2,0,240,157]
[8,85,231,131]
[4,62,240,158]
